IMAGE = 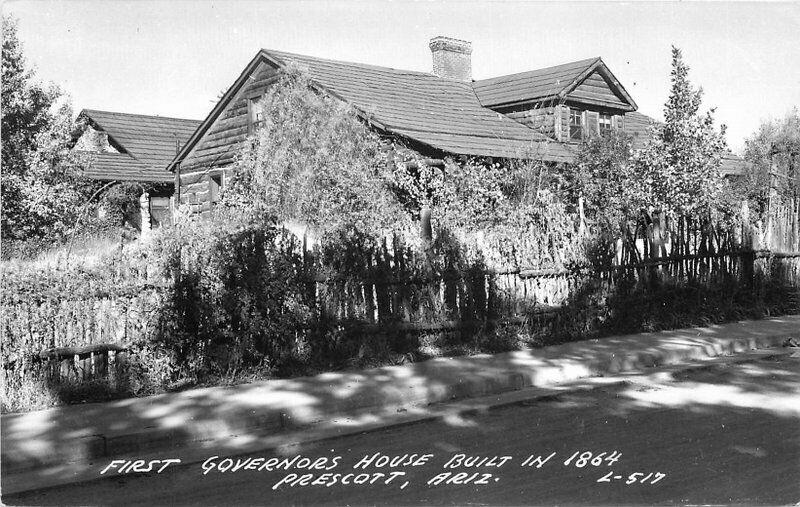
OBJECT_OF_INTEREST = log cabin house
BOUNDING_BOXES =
[168,37,746,216]
[73,109,201,232]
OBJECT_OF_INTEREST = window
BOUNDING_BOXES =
[599,113,613,134]
[247,96,264,133]
[209,174,223,204]
[569,109,583,141]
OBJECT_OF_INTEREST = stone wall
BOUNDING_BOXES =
[178,170,229,218]
[73,126,118,153]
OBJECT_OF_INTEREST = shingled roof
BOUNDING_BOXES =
[79,109,201,182]
[268,50,576,161]
[473,57,636,111]
[173,48,746,175]
[173,50,575,167]
[79,152,171,182]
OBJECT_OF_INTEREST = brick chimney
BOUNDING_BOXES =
[429,36,472,82]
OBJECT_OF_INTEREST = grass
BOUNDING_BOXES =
[2,232,128,270]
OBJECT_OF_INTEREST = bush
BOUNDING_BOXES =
[148,208,315,380]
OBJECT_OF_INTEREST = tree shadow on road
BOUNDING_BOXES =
[3,353,798,506]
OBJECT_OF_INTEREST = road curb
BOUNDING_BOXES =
[2,316,799,487]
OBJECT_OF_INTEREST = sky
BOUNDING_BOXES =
[5,1,800,153]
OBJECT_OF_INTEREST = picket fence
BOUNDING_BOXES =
[306,214,761,328]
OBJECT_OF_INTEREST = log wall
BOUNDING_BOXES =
[178,61,281,211]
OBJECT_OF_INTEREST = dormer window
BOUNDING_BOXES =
[569,109,583,141]
[599,113,613,133]
[247,96,264,133]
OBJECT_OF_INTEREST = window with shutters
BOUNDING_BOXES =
[599,113,613,134]
[569,109,584,141]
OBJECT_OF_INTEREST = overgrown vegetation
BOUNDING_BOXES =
[225,69,411,238]
[2,16,88,245]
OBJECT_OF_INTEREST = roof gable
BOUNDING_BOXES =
[264,50,573,160]
[567,70,633,110]
[473,57,636,111]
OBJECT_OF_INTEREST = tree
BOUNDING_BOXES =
[743,108,800,214]
[1,15,92,246]
[633,46,728,216]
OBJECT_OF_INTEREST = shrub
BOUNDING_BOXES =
[148,208,315,380]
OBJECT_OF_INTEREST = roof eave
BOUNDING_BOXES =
[485,94,564,110]
[168,51,268,172]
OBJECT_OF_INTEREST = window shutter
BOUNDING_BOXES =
[565,106,571,141]
[247,98,254,135]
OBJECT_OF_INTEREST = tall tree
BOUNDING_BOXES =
[1,15,91,245]
[634,46,728,215]
[743,108,800,214]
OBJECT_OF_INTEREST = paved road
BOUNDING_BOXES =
[6,350,800,506]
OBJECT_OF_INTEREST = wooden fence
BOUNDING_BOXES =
[36,343,129,383]
[768,196,800,253]
[9,209,800,392]
[303,214,760,328]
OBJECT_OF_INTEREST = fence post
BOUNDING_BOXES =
[766,152,777,251]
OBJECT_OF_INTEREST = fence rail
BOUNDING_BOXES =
[11,343,131,385]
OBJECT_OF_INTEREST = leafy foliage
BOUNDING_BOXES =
[383,150,447,214]
[147,208,315,379]
[632,47,728,216]
[223,67,411,238]
[569,130,637,230]
[1,15,96,245]
[743,107,800,215]
[5,47,782,412]
[434,158,584,270]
